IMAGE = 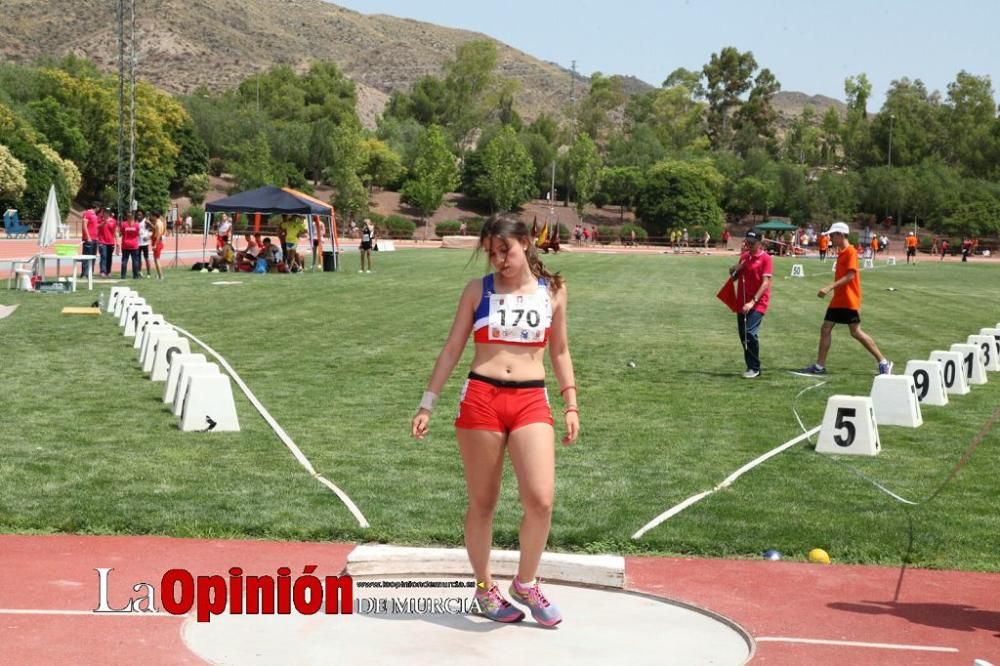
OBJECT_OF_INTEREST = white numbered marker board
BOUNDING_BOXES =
[929,351,970,396]
[817,395,880,456]
[903,360,948,407]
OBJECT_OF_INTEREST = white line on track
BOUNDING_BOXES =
[756,636,959,653]
[632,425,820,539]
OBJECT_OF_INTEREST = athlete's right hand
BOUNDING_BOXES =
[411,410,431,440]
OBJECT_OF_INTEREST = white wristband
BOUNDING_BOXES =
[419,391,438,412]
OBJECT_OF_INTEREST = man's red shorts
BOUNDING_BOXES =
[153,240,164,259]
[454,373,553,433]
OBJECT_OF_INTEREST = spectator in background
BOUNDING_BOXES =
[817,230,830,261]
[151,212,166,280]
[97,208,117,277]
[260,237,281,271]
[182,212,193,234]
[359,218,376,273]
[80,204,99,278]
[137,210,152,278]
[939,238,949,260]
[216,213,232,250]
[209,240,235,272]
[961,237,973,262]
[279,215,306,271]
[905,231,918,265]
[312,217,325,270]
[118,212,142,279]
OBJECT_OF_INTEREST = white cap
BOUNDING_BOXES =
[823,221,850,235]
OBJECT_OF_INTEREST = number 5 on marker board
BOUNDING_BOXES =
[816,395,880,457]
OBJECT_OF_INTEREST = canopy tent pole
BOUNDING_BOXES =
[202,212,212,261]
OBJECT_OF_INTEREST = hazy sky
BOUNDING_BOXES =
[330,0,1000,111]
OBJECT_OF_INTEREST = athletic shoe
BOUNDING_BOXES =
[791,364,826,376]
[358,269,364,273]
[509,578,562,627]
[473,583,524,623]
[879,360,894,375]
[742,369,760,379]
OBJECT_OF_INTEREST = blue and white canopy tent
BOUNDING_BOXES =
[203,186,340,270]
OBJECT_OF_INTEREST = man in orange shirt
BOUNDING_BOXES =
[794,221,892,376]
[905,231,918,264]
[817,232,830,261]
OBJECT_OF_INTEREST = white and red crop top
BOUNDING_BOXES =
[472,273,553,347]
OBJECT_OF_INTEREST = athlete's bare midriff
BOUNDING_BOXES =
[470,343,546,382]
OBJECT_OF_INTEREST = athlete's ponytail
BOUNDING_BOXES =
[475,215,563,292]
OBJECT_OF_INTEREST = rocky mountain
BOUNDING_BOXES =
[1,0,841,129]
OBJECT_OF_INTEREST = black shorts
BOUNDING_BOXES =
[825,307,861,325]
[906,247,916,257]
[360,241,372,251]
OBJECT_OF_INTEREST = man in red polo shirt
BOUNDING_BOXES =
[729,230,773,378]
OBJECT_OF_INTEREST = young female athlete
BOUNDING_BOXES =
[411,215,579,627]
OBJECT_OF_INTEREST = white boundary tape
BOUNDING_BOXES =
[169,324,370,529]
[632,425,820,540]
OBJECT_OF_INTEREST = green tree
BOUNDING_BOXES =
[183,173,210,206]
[0,144,27,201]
[662,67,705,97]
[359,138,404,192]
[871,78,945,168]
[606,124,666,169]
[401,125,459,222]
[567,133,602,215]
[599,166,643,220]
[26,96,89,164]
[731,67,781,155]
[842,74,873,167]
[702,47,758,150]
[943,71,997,177]
[326,125,368,221]
[476,126,535,212]
[636,160,724,237]
[445,40,501,153]
[577,72,626,142]
[731,176,777,218]
[646,85,708,152]
[231,132,281,190]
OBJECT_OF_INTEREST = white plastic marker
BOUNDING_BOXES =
[168,323,369,528]
[633,381,826,539]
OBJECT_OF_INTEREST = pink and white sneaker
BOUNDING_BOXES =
[509,577,562,627]
[474,583,525,623]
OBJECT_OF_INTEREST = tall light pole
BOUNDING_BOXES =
[886,113,895,228]
[887,114,895,168]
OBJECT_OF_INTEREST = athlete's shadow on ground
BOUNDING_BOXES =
[828,600,1000,637]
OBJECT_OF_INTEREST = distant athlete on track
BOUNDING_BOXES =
[411,215,579,627]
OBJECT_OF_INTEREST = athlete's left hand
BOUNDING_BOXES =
[562,411,579,445]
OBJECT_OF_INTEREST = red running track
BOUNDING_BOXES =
[1,535,997,664]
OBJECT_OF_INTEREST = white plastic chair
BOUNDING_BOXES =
[7,255,38,291]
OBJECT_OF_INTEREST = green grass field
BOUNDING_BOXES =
[2,249,998,570]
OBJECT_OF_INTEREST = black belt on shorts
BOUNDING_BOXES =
[468,371,545,389]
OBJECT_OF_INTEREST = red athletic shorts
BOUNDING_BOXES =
[153,240,164,259]
[454,372,553,433]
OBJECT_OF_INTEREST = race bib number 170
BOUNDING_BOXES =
[488,292,548,343]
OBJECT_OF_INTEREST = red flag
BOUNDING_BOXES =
[716,277,741,313]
